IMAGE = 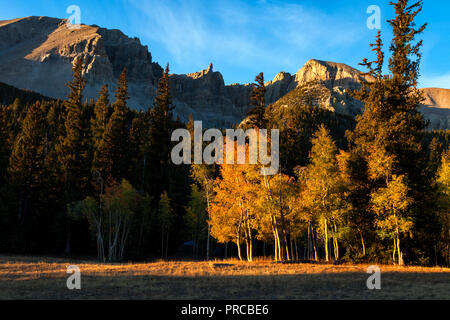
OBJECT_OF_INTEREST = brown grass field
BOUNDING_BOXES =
[0,255,449,300]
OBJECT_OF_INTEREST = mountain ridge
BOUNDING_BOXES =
[0,16,449,129]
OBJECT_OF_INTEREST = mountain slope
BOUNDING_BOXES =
[0,16,248,126]
[0,16,161,107]
[420,88,450,129]
[0,81,52,106]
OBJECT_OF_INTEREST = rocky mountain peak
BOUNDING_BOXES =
[294,59,373,89]
[269,71,292,84]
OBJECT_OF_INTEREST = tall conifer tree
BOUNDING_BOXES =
[147,64,174,196]
[247,72,266,128]
[95,69,130,182]
[349,0,429,263]
[91,84,111,180]
[56,57,90,203]
[8,102,47,225]
[0,106,9,186]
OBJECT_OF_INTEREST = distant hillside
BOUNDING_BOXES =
[0,81,52,106]
[422,88,450,108]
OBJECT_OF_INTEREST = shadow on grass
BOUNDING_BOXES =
[1,271,449,300]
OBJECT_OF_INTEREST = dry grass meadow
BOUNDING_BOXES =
[0,255,449,300]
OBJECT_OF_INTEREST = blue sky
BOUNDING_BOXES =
[1,0,449,88]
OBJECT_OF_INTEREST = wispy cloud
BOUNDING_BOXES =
[126,0,363,81]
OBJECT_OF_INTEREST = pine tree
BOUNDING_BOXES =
[46,100,66,145]
[128,111,148,191]
[8,102,48,225]
[0,105,9,185]
[8,98,26,141]
[95,69,130,182]
[355,0,427,183]
[91,85,110,151]
[91,85,111,180]
[56,57,90,203]
[349,0,429,263]
[147,64,174,196]
[246,72,266,128]
[427,137,444,180]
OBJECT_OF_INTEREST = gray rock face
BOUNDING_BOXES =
[0,16,248,126]
[0,16,449,129]
[265,72,294,104]
[169,63,246,127]
[0,16,164,113]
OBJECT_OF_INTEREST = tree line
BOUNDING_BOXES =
[0,61,192,261]
[0,0,448,265]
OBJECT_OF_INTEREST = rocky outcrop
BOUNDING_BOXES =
[169,63,245,126]
[0,16,449,129]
